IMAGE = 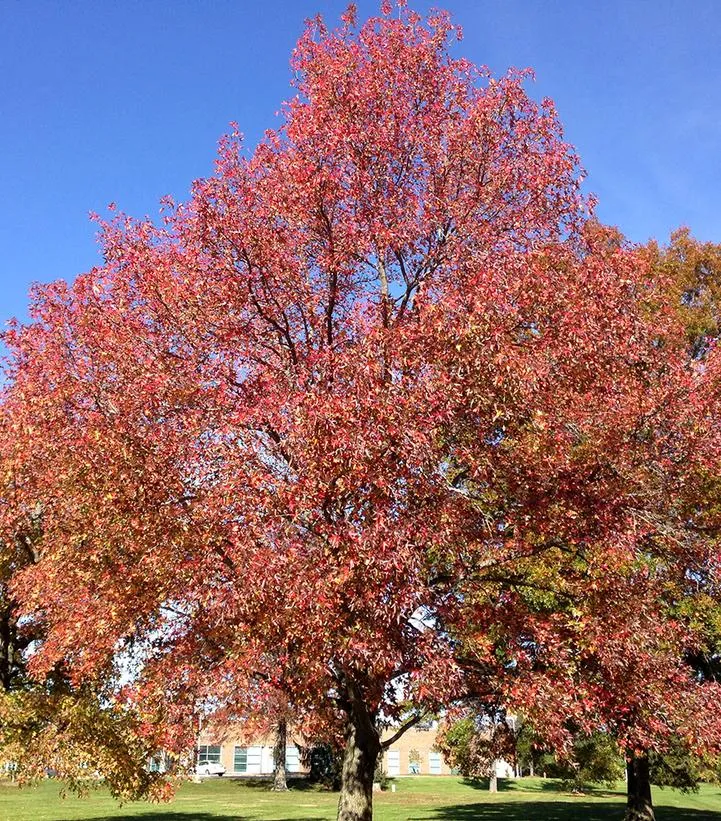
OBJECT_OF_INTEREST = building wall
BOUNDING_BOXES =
[198,724,498,778]
[197,731,307,777]
[380,726,453,776]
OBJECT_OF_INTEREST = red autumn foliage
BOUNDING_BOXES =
[1,5,720,819]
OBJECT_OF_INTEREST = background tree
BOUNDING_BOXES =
[648,737,721,794]
[613,228,721,819]
[645,228,721,359]
[0,423,167,800]
[436,712,515,792]
[303,742,343,791]
[407,747,421,775]
[437,711,624,793]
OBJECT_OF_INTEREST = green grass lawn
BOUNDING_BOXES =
[1,776,720,821]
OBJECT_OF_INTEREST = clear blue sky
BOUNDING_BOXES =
[1,0,719,325]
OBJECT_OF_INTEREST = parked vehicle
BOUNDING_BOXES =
[195,761,226,777]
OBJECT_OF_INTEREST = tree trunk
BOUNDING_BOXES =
[529,759,535,777]
[488,762,498,793]
[0,607,12,692]
[625,753,655,821]
[337,705,380,821]
[272,718,288,792]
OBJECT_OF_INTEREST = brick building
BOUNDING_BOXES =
[196,721,454,778]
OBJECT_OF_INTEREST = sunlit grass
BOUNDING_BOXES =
[1,776,720,821]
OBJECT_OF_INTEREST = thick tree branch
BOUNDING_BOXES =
[381,713,425,749]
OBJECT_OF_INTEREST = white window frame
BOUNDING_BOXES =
[197,745,222,765]
[246,746,262,774]
[387,749,400,776]
[285,745,300,773]
[234,746,248,773]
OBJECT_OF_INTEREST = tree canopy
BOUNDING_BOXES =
[1,6,721,821]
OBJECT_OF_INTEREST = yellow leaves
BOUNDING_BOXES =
[646,228,721,352]
[0,687,172,802]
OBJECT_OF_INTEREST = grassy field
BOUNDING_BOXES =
[1,776,720,821]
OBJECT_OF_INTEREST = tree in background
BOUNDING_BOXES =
[0,433,167,800]
[623,229,721,812]
[3,5,721,821]
[645,228,721,359]
[435,712,513,792]
[304,742,343,791]
[407,748,421,775]
[565,734,625,791]
[438,712,624,792]
[648,737,720,794]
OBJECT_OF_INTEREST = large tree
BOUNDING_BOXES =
[2,6,721,820]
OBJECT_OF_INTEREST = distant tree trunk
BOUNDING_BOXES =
[336,685,380,821]
[625,753,655,821]
[529,759,535,777]
[488,761,498,793]
[272,718,288,791]
[0,602,27,694]
[0,606,13,692]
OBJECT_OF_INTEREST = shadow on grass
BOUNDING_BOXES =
[54,816,236,821]
[55,816,327,821]
[460,777,622,798]
[459,777,515,792]
[414,802,720,821]
[228,777,329,792]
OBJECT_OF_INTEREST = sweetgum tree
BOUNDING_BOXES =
[3,5,721,820]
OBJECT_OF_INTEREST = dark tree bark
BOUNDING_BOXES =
[272,718,288,791]
[337,716,380,821]
[1,528,41,693]
[625,753,655,821]
[0,604,13,692]
[336,677,381,821]
[0,600,26,693]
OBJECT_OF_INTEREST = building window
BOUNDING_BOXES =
[197,745,221,765]
[387,750,400,776]
[148,754,164,773]
[429,751,442,775]
[286,745,300,773]
[247,747,262,772]
[234,747,248,773]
